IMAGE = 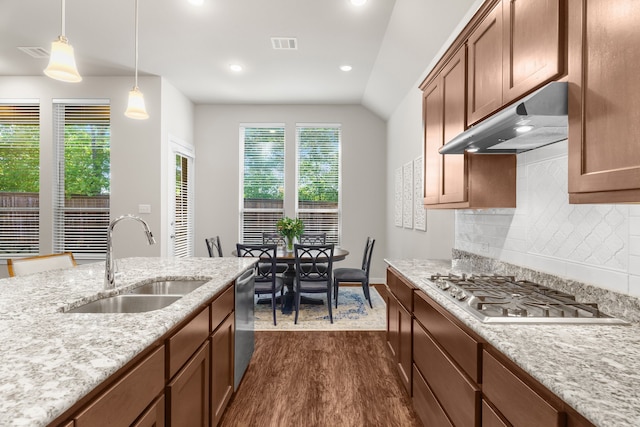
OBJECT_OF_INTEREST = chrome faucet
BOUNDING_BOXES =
[105,214,156,289]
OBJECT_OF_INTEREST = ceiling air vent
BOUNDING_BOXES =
[18,46,50,58]
[271,37,298,50]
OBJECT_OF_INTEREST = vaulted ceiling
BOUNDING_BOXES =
[0,0,478,119]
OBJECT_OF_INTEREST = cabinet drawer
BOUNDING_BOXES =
[483,350,564,427]
[412,364,453,427]
[387,268,414,311]
[133,395,165,427]
[413,320,480,427]
[414,290,481,382]
[75,345,165,427]
[482,399,509,427]
[168,307,210,378]
[211,284,234,332]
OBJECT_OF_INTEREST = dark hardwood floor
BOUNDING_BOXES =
[220,331,422,427]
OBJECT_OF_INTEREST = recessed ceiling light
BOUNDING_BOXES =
[340,65,353,72]
[188,0,204,5]
[350,0,367,6]
[229,64,243,72]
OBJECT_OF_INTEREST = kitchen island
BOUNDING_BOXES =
[386,258,640,427]
[0,256,256,426]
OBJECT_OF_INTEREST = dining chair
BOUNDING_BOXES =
[205,236,223,257]
[7,252,77,277]
[333,237,375,308]
[299,232,327,245]
[262,232,288,274]
[293,243,334,324]
[236,243,284,326]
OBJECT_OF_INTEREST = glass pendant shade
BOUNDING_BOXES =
[125,87,149,120]
[44,38,82,83]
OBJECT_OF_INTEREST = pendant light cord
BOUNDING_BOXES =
[60,0,66,39]
[134,0,140,89]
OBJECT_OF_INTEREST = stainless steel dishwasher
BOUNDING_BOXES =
[234,267,255,390]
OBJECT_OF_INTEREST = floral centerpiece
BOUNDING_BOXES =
[277,217,304,252]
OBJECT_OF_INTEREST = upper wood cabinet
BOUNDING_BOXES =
[423,46,517,209]
[568,0,640,203]
[468,1,504,125]
[502,0,565,103]
[468,0,564,125]
[424,47,468,206]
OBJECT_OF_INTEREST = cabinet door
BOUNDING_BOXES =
[167,341,211,427]
[440,46,468,204]
[568,0,640,203]
[387,293,399,359]
[397,302,412,395]
[467,1,504,125]
[74,346,165,427]
[503,0,564,103]
[211,313,235,427]
[423,77,443,205]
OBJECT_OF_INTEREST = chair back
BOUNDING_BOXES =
[299,232,327,245]
[361,237,376,278]
[236,244,278,283]
[205,236,223,257]
[8,252,77,277]
[262,232,284,247]
[294,244,334,284]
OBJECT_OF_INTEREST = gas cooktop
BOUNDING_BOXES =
[423,274,628,324]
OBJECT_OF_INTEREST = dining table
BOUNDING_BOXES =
[234,246,349,314]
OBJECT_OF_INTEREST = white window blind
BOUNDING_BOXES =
[296,125,341,245]
[173,153,194,258]
[240,125,285,244]
[0,103,40,259]
[53,102,110,258]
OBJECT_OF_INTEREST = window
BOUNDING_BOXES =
[0,102,40,259]
[240,125,285,244]
[53,102,110,258]
[296,125,341,244]
[172,147,194,258]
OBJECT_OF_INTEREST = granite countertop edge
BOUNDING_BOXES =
[0,256,256,427]
[385,258,640,427]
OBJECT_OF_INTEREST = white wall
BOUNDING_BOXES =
[193,104,388,281]
[455,141,640,297]
[0,76,194,276]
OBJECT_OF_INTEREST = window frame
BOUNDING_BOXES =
[295,123,342,246]
[239,123,286,244]
[52,99,111,260]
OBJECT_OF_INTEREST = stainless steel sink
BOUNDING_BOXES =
[125,279,208,295]
[67,295,182,313]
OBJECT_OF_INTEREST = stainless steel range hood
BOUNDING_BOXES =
[439,82,568,154]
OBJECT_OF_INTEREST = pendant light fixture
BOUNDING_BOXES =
[44,0,82,83]
[125,0,149,120]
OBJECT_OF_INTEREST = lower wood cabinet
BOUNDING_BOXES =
[133,395,165,427]
[211,312,235,426]
[386,268,414,395]
[413,319,480,427]
[51,281,243,427]
[167,341,211,427]
[74,345,165,427]
[385,267,596,427]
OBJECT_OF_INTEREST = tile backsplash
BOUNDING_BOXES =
[455,140,640,296]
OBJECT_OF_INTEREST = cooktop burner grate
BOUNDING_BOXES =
[424,273,627,324]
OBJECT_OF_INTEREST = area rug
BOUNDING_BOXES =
[254,287,386,331]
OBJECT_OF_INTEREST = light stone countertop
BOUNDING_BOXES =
[385,258,640,427]
[0,256,256,427]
